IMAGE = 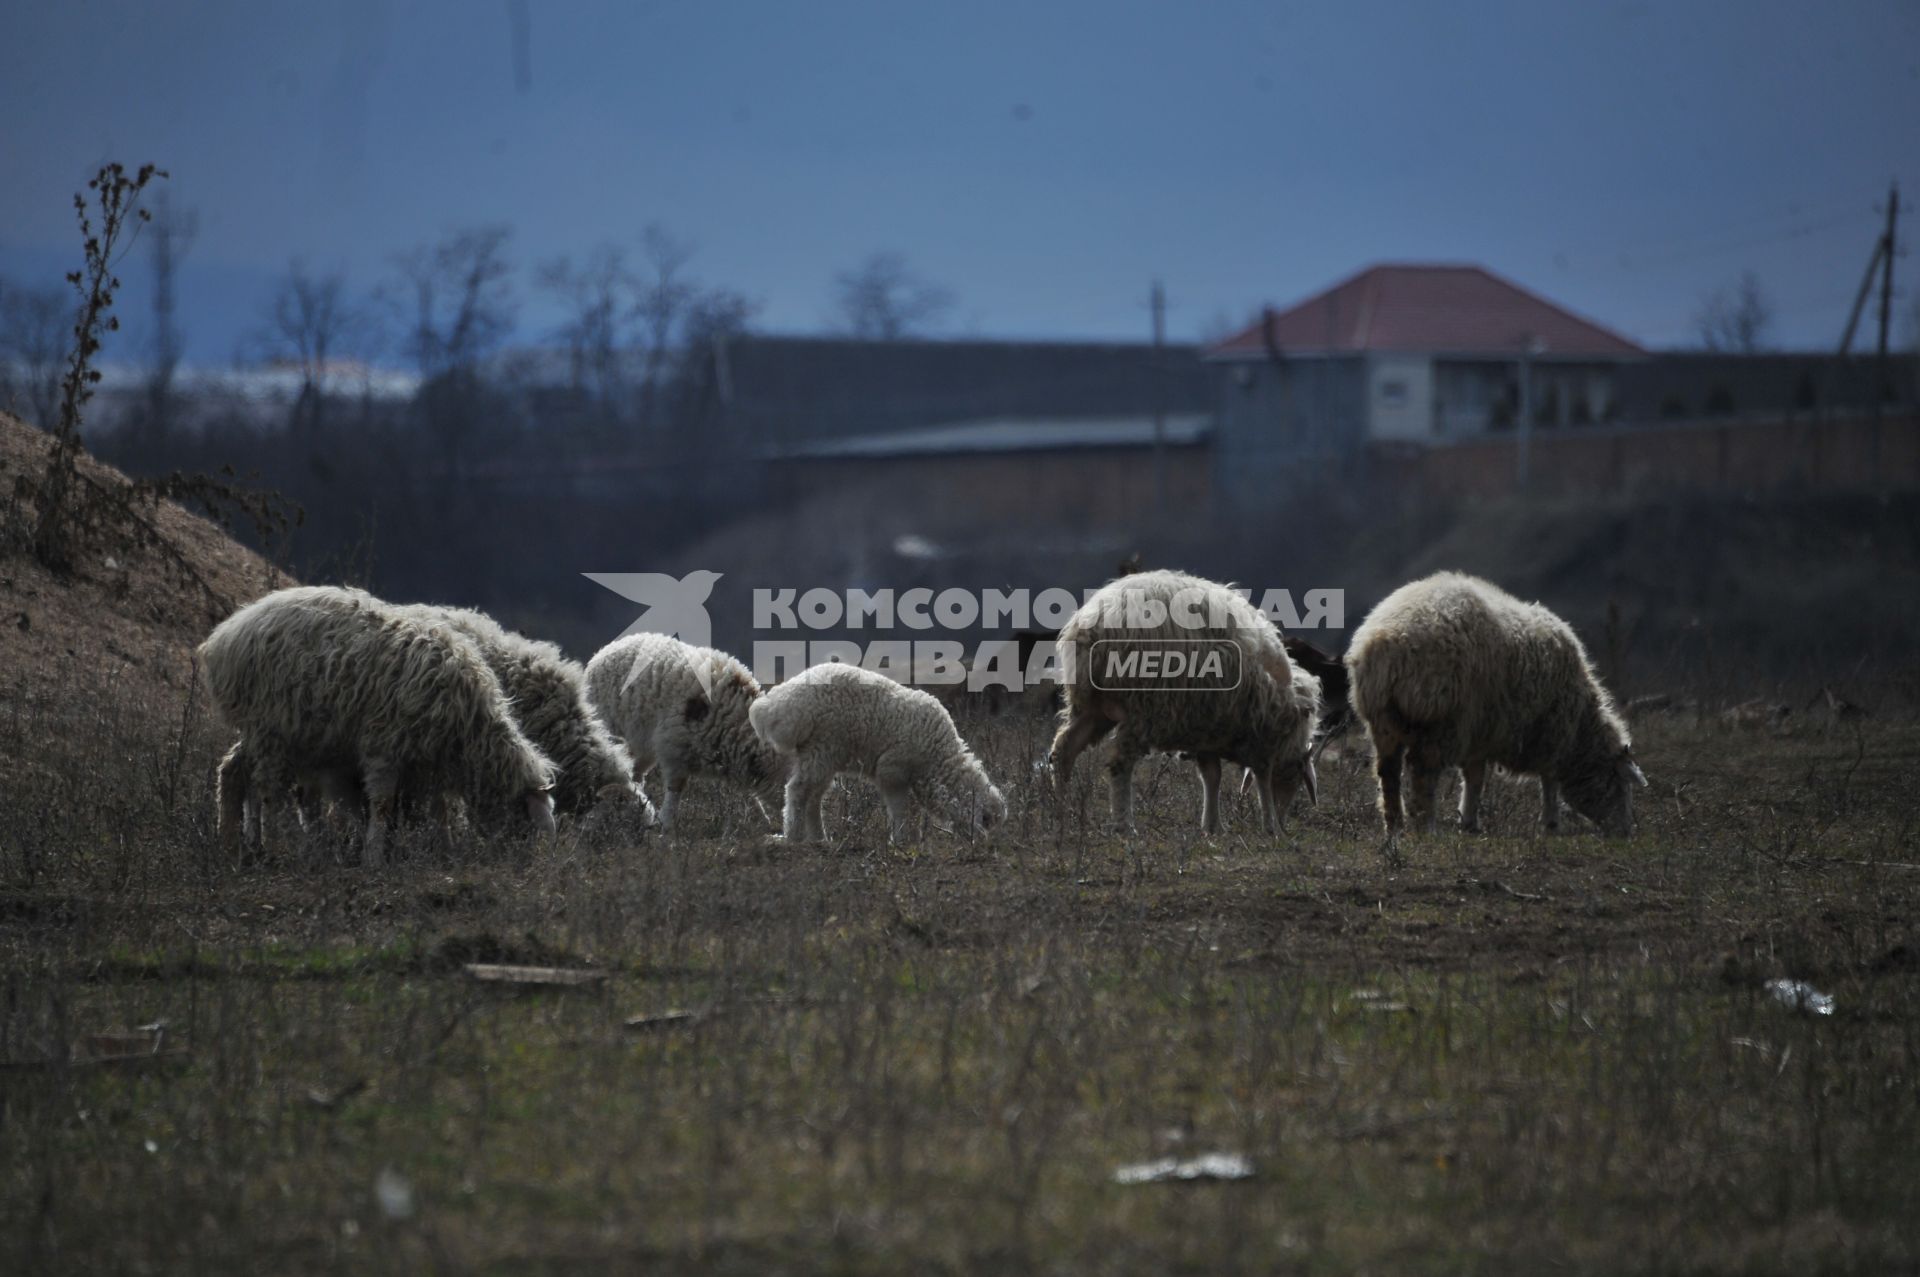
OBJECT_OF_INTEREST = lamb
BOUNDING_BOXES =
[392,604,650,824]
[584,633,788,830]
[1048,570,1323,836]
[1345,571,1647,849]
[198,586,558,867]
[747,661,1007,844]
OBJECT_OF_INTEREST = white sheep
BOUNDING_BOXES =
[1049,569,1322,835]
[198,586,557,867]
[747,661,1007,844]
[583,633,787,830]
[392,604,651,826]
[1345,571,1647,848]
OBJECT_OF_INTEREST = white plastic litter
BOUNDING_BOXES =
[1764,978,1835,1016]
[1113,1153,1255,1184]
[375,1166,416,1220]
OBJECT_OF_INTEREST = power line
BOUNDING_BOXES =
[1607,207,1875,272]
[1590,193,1876,260]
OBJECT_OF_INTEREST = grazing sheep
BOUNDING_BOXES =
[1233,636,1351,798]
[393,604,650,824]
[1049,570,1322,836]
[584,633,787,830]
[215,738,364,854]
[199,586,557,867]
[1345,571,1647,848]
[747,661,1007,844]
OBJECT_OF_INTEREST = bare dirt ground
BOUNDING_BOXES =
[3,684,1917,1274]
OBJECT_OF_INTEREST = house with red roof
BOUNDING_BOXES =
[1205,264,1647,495]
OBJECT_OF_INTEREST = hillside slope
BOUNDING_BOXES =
[1324,488,1920,699]
[0,412,292,783]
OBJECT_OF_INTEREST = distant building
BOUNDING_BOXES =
[1204,264,1648,502]
[709,334,1213,454]
[680,335,1215,539]
[773,413,1213,531]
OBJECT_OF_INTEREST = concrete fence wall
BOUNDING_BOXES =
[1371,414,1920,500]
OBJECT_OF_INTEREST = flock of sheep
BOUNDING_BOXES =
[196,568,1648,865]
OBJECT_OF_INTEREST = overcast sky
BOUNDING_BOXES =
[3,0,1916,364]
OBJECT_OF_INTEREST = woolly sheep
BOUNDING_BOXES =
[584,633,787,830]
[747,661,1007,844]
[1049,569,1323,836]
[392,604,650,824]
[198,586,557,867]
[1345,571,1647,847]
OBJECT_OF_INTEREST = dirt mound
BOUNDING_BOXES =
[1321,488,1920,701]
[0,412,293,782]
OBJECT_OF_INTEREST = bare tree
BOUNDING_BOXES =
[255,260,361,438]
[659,286,758,450]
[0,280,72,430]
[1694,270,1773,352]
[538,243,629,406]
[385,226,517,470]
[631,224,700,422]
[832,252,954,340]
[388,225,517,379]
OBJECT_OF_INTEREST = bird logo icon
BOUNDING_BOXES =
[583,570,723,649]
[585,570,726,696]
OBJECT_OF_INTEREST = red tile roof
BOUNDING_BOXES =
[1207,264,1646,360]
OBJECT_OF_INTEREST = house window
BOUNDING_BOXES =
[1379,379,1408,406]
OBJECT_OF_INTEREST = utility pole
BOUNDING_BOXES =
[1150,279,1167,514]
[1875,181,1899,422]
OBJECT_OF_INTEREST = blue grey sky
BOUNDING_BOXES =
[3,0,1916,363]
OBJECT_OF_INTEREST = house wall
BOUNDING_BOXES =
[1366,354,1434,442]
[1211,356,1368,506]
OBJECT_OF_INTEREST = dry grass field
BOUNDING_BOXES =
[3,679,1917,1274]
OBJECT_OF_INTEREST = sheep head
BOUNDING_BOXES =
[1564,748,1647,838]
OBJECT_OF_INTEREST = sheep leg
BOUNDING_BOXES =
[1540,778,1562,833]
[1047,710,1112,790]
[216,741,249,857]
[1407,760,1443,834]
[658,769,687,831]
[877,756,917,844]
[1460,761,1488,833]
[361,760,399,869]
[805,782,830,844]
[1268,763,1309,834]
[1196,755,1224,835]
[429,791,464,855]
[781,760,833,844]
[295,783,328,862]
[1375,744,1407,836]
[248,749,296,861]
[1254,765,1281,833]
[780,774,809,842]
[1106,735,1147,834]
